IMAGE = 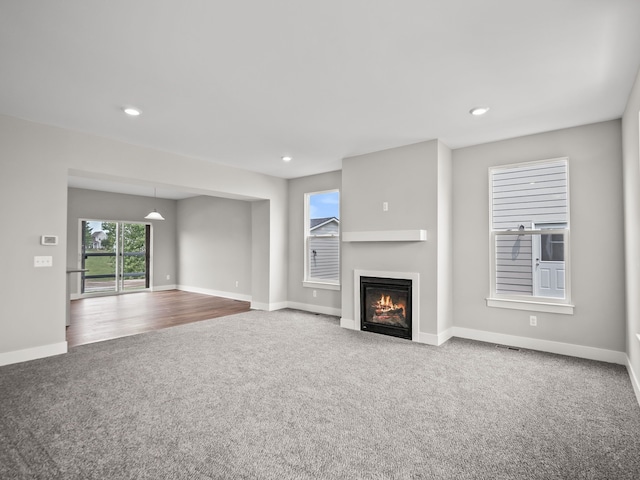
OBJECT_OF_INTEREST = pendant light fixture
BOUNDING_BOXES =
[145,187,165,220]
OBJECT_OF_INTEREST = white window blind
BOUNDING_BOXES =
[489,158,571,305]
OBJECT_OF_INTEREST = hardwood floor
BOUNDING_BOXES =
[67,290,251,347]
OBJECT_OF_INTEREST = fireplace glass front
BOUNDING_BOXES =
[360,276,412,340]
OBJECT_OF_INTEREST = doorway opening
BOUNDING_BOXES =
[80,220,150,295]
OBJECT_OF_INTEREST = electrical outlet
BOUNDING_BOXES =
[383,202,389,212]
[166,274,171,280]
[530,315,537,327]
[34,256,53,267]
[313,290,317,297]
[235,281,239,287]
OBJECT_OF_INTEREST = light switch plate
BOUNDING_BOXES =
[34,256,53,267]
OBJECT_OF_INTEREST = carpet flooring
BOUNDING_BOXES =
[1,309,639,479]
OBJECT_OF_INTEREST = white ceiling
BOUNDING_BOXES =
[2,0,640,189]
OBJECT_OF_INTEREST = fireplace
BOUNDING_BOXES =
[360,276,412,339]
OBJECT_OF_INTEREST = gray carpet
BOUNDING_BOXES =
[1,309,639,479]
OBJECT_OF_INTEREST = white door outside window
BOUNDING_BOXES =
[532,223,566,298]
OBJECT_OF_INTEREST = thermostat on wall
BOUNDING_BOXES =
[41,235,58,246]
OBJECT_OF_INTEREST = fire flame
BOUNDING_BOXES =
[379,294,394,308]
[375,293,405,315]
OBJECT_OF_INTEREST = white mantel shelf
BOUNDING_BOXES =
[342,230,427,242]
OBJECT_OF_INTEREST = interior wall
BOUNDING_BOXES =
[177,195,252,299]
[251,200,273,310]
[67,188,177,296]
[0,114,288,365]
[341,140,441,337]
[0,121,68,358]
[287,171,342,315]
[622,67,640,394]
[452,120,625,352]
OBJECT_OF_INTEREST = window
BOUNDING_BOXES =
[81,220,150,295]
[304,190,340,290]
[487,158,573,314]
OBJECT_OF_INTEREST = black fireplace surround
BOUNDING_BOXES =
[360,276,412,340]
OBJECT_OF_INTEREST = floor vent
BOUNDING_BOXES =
[495,344,521,352]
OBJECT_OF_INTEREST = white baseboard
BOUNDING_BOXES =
[452,327,627,365]
[627,357,640,408]
[0,342,68,367]
[416,332,438,345]
[418,328,454,346]
[341,320,626,365]
[250,301,288,311]
[152,284,178,292]
[287,302,341,317]
[177,285,252,302]
[340,318,356,329]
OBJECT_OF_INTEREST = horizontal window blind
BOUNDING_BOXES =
[491,160,568,231]
[491,159,568,297]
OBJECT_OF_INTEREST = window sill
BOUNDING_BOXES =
[486,297,574,315]
[303,281,340,291]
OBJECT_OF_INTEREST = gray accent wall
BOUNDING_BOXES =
[177,196,252,298]
[453,120,625,351]
[341,140,453,339]
[67,188,177,295]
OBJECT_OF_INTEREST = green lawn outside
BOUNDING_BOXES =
[84,251,146,282]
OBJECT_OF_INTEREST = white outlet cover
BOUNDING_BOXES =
[34,256,53,267]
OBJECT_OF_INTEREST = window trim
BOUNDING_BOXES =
[304,189,340,289]
[486,157,573,314]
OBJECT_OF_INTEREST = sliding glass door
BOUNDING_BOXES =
[81,220,150,295]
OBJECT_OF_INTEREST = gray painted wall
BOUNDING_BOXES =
[453,120,625,351]
[0,114,287,363]
[0,123,68,355]
[287,171,342,313]
[341,140,452,337]
[251,200,274,309]
[177,195,252,298]
[622,68,640,388]
[67,188,177,295]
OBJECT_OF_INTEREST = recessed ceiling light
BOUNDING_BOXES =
[123,107,141,116]
[469,106,490,116]
[282,156,292,162]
